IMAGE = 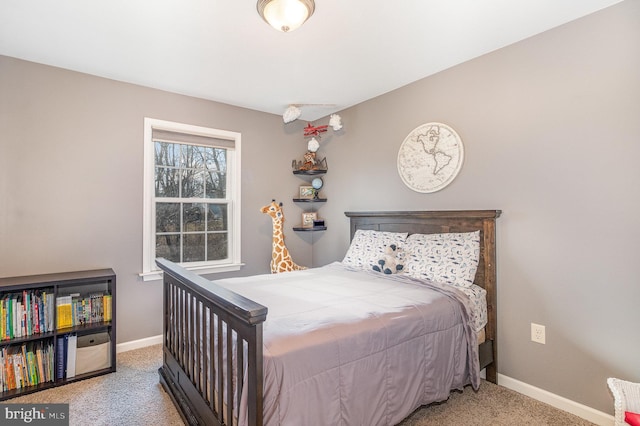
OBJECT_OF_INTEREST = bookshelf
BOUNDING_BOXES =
[0,268,116,400]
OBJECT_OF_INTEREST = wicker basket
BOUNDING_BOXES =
[608,378,640,426]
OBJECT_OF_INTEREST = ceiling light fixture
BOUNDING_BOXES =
[257,0,315,33]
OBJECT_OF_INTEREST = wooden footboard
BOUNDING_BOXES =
[156,258,267,426]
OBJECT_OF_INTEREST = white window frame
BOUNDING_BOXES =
[141,118,242,281]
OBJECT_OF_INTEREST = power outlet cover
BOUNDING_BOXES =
[531,323,546,344]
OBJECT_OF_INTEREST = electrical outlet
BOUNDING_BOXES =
[531,323,546,344]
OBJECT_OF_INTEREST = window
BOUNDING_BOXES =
[142,118,242,280]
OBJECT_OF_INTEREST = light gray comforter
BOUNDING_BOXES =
[215,262,480,426]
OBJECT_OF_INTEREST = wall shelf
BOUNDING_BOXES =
[293,170,326,175]
[292,226,327,232]
[292,198,327,203]
[293,169,326,232]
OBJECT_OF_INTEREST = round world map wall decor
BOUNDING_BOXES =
[397,122,464,193]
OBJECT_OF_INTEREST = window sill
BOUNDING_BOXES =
[139,262,244,282]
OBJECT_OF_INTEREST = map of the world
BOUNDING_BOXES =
[397,122,464,193]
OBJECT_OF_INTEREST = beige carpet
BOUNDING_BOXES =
[10,344,184,426]
[8,344,595,425]
[399,382,596,426]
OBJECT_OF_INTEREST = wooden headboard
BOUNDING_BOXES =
[344,210,502,382]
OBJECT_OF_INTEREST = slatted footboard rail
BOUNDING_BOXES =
[156,258,268,426]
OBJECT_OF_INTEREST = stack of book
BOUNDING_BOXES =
[0,341,55,391]
[56,292,112,329]
[55,334,78,380]
[0,290,55,340]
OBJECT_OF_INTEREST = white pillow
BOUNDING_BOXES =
[403,231,480,288]
[342,230,408,270]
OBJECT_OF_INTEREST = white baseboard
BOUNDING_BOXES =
[116,334,163,353]
[498,374,614,426]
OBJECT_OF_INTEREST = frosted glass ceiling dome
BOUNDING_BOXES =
[257,0,315,32]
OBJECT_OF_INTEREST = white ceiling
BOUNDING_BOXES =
[0,0,622,121]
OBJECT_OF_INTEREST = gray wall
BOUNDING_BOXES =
[1,0,638,416]
[0,55,311,344]
[314,0,639,414]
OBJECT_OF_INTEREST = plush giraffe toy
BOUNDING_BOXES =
[260,200,307,273]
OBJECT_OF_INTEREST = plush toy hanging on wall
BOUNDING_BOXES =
[260,200,307,273]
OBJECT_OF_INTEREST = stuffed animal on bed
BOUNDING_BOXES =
[372,244,404,274]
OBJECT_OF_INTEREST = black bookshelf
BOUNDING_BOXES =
[0,269,116,400]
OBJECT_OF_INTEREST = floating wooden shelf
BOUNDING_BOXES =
[293,226,327,232]
[293,170,326,175]
[292,198,327,203]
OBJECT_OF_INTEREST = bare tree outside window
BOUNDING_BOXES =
[154,141,229,263]
[142,118,241,279]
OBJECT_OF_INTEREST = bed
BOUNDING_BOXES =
[157,209,501,426]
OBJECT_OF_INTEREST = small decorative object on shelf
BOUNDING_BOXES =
[299,185,315,199]
[302,212,318,228]
[292,154,328,172]
[311,177,323,199]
